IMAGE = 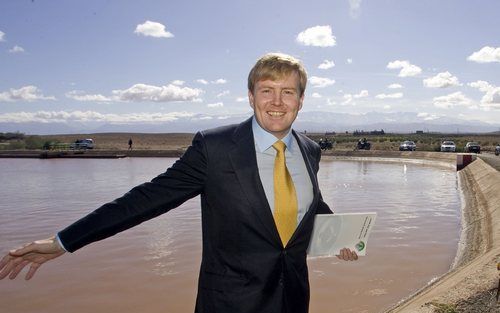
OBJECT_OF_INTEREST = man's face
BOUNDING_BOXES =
[248,72,304,139]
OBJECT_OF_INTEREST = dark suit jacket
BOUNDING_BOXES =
[59,117,332,313]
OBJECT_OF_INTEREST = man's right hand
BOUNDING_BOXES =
[0,236,65,280]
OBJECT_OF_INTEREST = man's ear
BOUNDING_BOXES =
[298,93,304,111]
[248,90,255,109]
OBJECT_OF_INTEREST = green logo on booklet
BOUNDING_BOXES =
[355,241,365,252]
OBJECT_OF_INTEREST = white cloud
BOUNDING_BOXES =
[112,83,202,102]
[65,91,111,102]
[342,94,354,105]
[212,78,227,84]
[423,71,460,88]
[341,90,369,105]
[0,110,195,124]
[216,90,230,98]
[417,112,440,121]
[0,85,56,102]
[468,80,493,93]
[134,20,174,38]
[388,83,403,89]
[296,25,336,47]
[309,76,335,88]
[236,97,247,102]
[346,58,353,64]
[9,45,25,53]
[0,30,5,42]
[387,60,422,77]
[375,92,403,99]
[171,80,185,86]
[207,102,223,108]
[349,0,362,18]
[480,87,500,109]
[433,92,473,109]
[354,90,369,98]
[311,92,322,98]
[383,105,391,110]
[467,46,500,63]
[196,79,209,85]
[468,80,500,109]
[318,60,335,69]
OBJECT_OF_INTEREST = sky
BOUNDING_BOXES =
[1,0,500,132]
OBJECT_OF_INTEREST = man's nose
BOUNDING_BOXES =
[271,91,282,105]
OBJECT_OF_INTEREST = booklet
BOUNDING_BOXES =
[307,212,377,257]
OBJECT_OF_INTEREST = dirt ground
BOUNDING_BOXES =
[42,133,195,151]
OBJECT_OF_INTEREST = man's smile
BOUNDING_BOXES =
[267,111,286,117]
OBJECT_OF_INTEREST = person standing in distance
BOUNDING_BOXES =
[0,52,358,313]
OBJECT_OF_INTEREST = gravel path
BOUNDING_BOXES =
[479,153,500,171]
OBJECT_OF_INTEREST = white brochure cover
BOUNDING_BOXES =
[307,212,377,257]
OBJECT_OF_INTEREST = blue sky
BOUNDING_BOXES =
[1,0,499,131]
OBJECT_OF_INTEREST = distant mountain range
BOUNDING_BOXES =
[1,111,499,135]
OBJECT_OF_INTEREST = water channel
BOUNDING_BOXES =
[0,158,461,313]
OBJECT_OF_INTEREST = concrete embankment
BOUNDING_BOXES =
[382,157,500,312]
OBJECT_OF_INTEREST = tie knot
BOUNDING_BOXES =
[272,140,286,153]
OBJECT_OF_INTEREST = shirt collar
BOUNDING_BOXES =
[252,116,294,153]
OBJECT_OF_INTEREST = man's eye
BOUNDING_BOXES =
[283,90,295,95]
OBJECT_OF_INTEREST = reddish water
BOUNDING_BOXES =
[0,158,460,313]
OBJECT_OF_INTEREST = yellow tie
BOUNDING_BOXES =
[272,140,298,247]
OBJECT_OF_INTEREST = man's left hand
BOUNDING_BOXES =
[336,248,358,261]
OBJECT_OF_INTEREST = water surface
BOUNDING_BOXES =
[0,158,460,313]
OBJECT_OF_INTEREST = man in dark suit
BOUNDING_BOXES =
[0,53,357,313]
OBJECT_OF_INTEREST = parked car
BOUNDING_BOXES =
[464,142,481,153]
[495,144,500,156]
[440,140,456,152]
[70,138,94,150]
[399,140,416,151]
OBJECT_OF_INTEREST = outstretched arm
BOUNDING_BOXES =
[0,236,65,280]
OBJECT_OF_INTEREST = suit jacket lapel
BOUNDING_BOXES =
[228,118,282,246]
[290,130,320,243]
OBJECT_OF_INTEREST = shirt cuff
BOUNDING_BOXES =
[55,233,68,252]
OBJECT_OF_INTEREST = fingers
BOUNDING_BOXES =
[336,248,358,261]
[0,255,25,280]
[25,263,41,280]
[0,255,15,279]
[9,260,30,280]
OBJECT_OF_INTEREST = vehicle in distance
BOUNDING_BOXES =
[318,138,334,151]
[464,142,481,153]
[399,140,416,151]
[70,138,94,150]
[440,141,456,152]
[356,138,371,150]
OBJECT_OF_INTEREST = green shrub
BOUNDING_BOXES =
[7,141,26,149]
[25,136,45,149]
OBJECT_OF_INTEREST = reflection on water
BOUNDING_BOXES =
[0,158,460,313]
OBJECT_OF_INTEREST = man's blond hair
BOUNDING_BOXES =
[248,53,307,97]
